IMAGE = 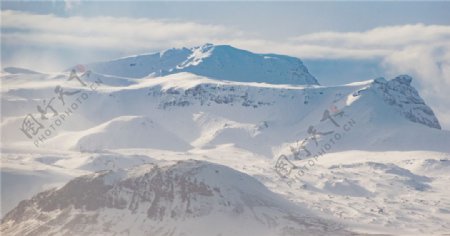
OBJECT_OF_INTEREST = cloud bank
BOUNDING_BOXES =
[1,10,242,51]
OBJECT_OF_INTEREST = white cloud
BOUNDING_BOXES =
[382,43,450,130]
[290,24,450,49]
[0,10,399,60]
[3,11,450,60]
[1,10,243,51]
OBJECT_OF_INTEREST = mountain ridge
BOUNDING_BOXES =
[83,44,319,85]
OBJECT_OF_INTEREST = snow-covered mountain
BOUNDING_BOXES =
[2,70,445,153]
[84,43,319,85]
[2,45,450,235]
[1,160,349,236]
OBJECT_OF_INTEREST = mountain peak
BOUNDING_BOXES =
[370,75,441,129]
[198,42,215,48]
[392,74,413,85]
[85,44,319,85]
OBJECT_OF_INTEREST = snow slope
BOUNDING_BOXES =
[3,71,445,154]
[45,116,192,152]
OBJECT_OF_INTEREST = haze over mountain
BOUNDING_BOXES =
[1,160,350,236]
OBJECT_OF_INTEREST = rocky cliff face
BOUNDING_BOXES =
[372,75,441,129]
